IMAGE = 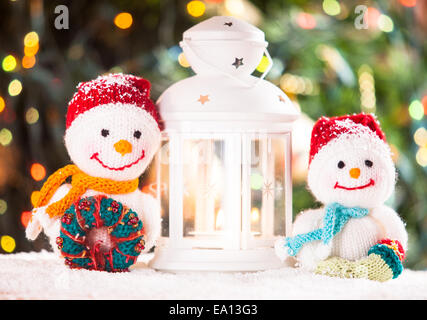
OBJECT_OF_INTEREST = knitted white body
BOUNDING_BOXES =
[27,185,161,255]
[283,205,407,271]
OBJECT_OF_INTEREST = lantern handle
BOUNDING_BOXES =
[180,39,273,88]
[259,47,273,82]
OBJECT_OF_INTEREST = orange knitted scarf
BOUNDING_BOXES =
[31,164,139,218]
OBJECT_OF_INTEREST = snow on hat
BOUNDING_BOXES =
[309,113,387,165]
[66,73,161,130]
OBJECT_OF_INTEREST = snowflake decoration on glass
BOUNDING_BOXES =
[183,183,190,197]
[262,180,275,198]
[201,182,216,199]
[232,58,244,69]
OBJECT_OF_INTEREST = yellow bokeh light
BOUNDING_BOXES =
[187,0,206,17]
[280,74,300,93]
[25,107,39,124]
[0,128,13,146]
[378,14,394,33]
[178,53,190,68]
[1,235,16,253]
[323,0,341,16]
[0,199,7,215]
[416,147,427,167]
[409,100,424,120]
[2,55,17,72]
[8,79,22,96]
[114,12,133,29]
[22,55,36,69]
[256,55,270,73]
[250,173,263,190]
[251,207,260,223]
[0,96,5,113]
[24,42,39,57]
[414,127,427,147]
[225,0,245,15]
[24,31,39,47]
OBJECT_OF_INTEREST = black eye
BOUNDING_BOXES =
[101,129,109,137]
[337,161,345,169]
[365,160,373,167]
[133,130,142,139]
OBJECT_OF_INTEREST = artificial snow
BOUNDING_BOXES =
[1,251,426,300]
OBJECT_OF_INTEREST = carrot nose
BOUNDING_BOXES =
[114,139,132,156]
[349,168,361,179]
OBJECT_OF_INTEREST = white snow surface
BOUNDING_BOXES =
[1,251,426,300]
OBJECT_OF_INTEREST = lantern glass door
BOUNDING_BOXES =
[242,133,291,249]
[157,139,170,238]
[182,139,226,240]
[156,133,243,250]
[154,132,291,252]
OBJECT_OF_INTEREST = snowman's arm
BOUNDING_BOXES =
[26,184,72,243]
[135,190,161,253]
[292,207,325,236]
[275,207,327,270]
[370,205,408,251]
[292,208,333,270]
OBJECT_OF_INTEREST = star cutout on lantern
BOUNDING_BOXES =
[198,94,210,105]
[232,58,244,69]
[262,180,275,199]
[224,22,233,27]
[279,95,286,103]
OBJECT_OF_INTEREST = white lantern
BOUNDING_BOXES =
[149,16,299,272]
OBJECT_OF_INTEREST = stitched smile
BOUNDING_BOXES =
[334,179,375,191]
[90,150,145,171]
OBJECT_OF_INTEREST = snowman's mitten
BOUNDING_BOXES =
[25,210,43,241]
[315,239,405,282]
[25,206,53,240]
[367,239,405,279]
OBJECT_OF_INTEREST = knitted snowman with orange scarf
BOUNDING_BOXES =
[275,113,408,281]
[26,73,162,272]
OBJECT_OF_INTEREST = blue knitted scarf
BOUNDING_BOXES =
[285,202,369,256]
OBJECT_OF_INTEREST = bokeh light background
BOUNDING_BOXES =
[0,0,426,269]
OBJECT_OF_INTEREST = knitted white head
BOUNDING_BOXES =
[64,74,162,181]
[307,113,395,209]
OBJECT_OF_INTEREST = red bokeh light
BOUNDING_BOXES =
[20,211,32,228]
[296,12,316,30]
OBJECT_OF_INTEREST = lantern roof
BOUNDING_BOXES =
[183,16,266,43]
[157,16,300,132]
[157,74,299,132]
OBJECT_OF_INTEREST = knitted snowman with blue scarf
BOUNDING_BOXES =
[275,113,408,281]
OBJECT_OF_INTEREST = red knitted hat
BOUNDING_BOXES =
[309,113,386,164]
[66,73,161,130]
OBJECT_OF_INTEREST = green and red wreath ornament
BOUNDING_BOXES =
[56,195,145,272]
